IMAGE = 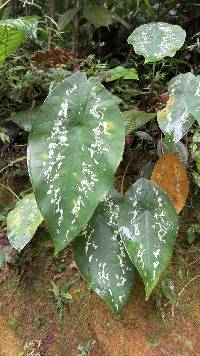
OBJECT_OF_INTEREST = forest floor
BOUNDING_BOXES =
[0,149,200,356]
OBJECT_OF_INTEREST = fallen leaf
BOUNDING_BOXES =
[151,154,189,213]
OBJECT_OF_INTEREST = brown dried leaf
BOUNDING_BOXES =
[32,47,77,69]
[151,154,189,213]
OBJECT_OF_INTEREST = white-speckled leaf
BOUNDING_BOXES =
[118,178,179,299]
[0,17,38,68]
[73,191,135,313]
[127,22,186,63]
[28,72,125,253]
[157,73,195,144]
[185,75,200,125]
[7,193,43,252]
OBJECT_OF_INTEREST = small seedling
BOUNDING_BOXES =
[49,281,72,319]
[77,341,95,356]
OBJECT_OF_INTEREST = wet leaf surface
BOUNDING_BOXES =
[157,73,195,144]
[118,178,179,299]
[127,22,186,63]
[73,190,135,313]
[185,75,200,125]
[7,193,43,252]
[28,72,125,252]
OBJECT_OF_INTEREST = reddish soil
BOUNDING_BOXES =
[0,227,199,356]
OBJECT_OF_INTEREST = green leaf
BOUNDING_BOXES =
[118,178,179,299]
[58,8,80,31]
[83,5,111,26]
[122,108,156,134]
[110,14,130,30]
[7,193,43,252]
[157,73,196,144]
[193,130,200,143]
[127,22,186,63]
[186,224,200,245]
[143,0,155,20]
[0,17,38,68]
[28,72,125,253]
[8,107,40,132]
[73,191,135,313]
[192,172,200,188]
[102,66,138,82]
[185,75,200,125]
[0,250,5,268]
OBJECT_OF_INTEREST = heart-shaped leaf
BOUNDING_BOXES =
[28,72,125,253]
[157,73,195,144]
[127,22,186,63]
[83,5,111,26]
[7,193,43,252]
[185,75,200,125]
[151,154,189,213]
[73,191,135,313]
[118,178,179,299]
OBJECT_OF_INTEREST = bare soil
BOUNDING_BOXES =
[0,221,200,356]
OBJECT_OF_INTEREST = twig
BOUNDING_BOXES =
[0,183,20,200]
[0,0,11,11]
[189,257,200,266]
[0,156,27,176]
[178,275,200,298]
[160,133,164,156]
[171,274,200,317]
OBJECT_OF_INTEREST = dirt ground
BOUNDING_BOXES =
[0,219,200,356]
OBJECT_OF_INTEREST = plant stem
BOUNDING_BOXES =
[120,160,131,197]
[74,0,80,57]
[48,0,56,50]
[150,62,156,94]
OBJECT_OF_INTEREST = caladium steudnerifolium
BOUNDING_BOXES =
[185,75,200,126]
[0,17,38,68]
[28,71,125,253]
[73,190,135,313]
[127,22,186,63]
[157,73,196,145]
[117,178,179,299]
[7,193,43,252]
